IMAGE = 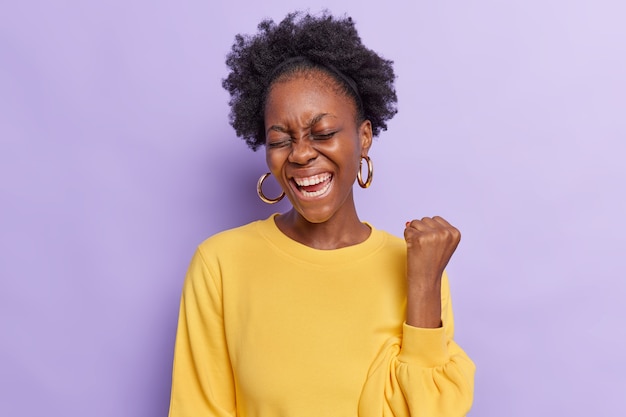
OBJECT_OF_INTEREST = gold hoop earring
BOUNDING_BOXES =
[257,173,285,204]
[357,156,373,188]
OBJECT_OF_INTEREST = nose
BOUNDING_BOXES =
[288,136,317,165]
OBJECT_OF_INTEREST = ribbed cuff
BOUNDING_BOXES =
[397,322,449,367]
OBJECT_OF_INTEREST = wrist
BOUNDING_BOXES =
[406,287,442,328]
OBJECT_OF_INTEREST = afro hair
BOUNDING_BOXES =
[222,11,398,150]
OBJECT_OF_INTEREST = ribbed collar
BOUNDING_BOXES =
[254,213,387,269]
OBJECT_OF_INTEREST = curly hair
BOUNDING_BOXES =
[222,11,398,150]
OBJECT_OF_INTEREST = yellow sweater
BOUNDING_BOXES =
[168,215,475,416]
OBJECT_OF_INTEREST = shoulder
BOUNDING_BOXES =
[369,224,405,252]
[197,217,269,256]
[360,224,406,269]
[184,217,273,284]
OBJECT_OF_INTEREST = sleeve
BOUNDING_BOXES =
[358,272,475,417]
[168,247,237,417]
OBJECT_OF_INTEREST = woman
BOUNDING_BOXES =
[169,11,475,416]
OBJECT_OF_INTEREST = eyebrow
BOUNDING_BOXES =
[266,113,335,136]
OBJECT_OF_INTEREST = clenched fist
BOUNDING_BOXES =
[404,216,461,328]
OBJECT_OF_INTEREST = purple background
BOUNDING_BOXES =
[1,1,625,416]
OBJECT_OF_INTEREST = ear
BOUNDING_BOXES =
[358,119,373,157]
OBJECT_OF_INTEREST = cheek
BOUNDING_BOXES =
[338,140,362,168]
[265,150,286,178]
[265,149,273,169]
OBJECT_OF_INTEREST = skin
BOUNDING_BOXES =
[264,69,461,328]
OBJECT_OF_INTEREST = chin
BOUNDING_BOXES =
[291,206,336,225]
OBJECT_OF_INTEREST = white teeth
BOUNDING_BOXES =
[300,180,332,197]
[294,173,331,187]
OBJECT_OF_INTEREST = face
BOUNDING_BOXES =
[264,71,372,224]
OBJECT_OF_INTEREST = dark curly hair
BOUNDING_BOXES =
[222,11,398,150]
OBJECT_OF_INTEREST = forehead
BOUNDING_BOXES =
[264,71,357,121]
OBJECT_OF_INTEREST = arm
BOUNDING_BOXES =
[359,216,475,416]
[404,216,459,329]
[359,273,475,417]
[168,248,236,417]
[398,273,475,416]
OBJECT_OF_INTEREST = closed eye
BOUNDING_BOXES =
[311,132,336,140]
[267,138,293,149]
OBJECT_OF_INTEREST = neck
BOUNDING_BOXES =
[275,204,371,250]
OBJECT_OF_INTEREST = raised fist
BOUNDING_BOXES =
[403,216,461,327]
[404,216,461,284]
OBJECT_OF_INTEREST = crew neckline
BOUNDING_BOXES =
[255,213,387,268]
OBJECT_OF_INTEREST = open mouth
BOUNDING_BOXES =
[292,173,333,198]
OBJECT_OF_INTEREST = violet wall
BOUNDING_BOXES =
[1,0,625,416]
